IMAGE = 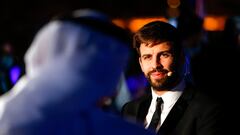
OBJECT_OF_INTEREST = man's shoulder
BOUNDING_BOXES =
[121,93,151,116]
[182,83,223,109]
[182,84,223,114]
[124,93,151,107]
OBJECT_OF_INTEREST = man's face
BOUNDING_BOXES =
[139,41,179,90]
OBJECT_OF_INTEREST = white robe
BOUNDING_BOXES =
[0,9,153,135]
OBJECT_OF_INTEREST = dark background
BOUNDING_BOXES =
[0,0,239,58]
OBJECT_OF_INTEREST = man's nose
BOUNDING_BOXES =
[152,57,162,69]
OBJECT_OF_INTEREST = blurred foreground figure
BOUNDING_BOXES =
[0,9,153,135]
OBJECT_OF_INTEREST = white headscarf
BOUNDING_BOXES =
[0,9,135,134]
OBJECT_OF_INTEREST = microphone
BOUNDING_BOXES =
[167,71,173,77]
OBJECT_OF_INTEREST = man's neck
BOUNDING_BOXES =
[153,90,168,96]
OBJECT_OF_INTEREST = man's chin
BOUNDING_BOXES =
[149,77,173,90]
[150,78,165,85]
[150,80,164,89]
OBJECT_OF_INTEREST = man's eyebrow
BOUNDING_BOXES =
[158,50,173,54]
[141,50,172,57]
[161,50,172,53]
[141,54,151,57]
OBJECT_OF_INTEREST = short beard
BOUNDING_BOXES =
[146,71,179,91]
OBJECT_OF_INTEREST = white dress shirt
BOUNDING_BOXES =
[145,79,185,131]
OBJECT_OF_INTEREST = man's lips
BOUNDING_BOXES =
[150,72,166,79]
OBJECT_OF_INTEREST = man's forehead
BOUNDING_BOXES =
[140,41,173,48]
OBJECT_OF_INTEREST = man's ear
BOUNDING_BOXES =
[176,51,188,76]
[139,57,144,71]
[172,50,185,72]
[174,49,185,65]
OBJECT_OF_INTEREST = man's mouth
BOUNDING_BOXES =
[150,72,166,80]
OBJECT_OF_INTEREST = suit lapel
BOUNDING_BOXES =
[137,94,152,124]
[158,84,195,135]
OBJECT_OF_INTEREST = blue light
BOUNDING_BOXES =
[126,74,148,96]
[9,66,21,84]
[168,18,178,28]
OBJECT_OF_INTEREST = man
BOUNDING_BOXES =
[121,21,224,135]
[0,9,153,135]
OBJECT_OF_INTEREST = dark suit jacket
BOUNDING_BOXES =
[121,84,225,135]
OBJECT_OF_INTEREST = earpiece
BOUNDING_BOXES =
[167,71,173,77]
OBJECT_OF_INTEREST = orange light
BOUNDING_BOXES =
[112,19,127,29]
[204,16,226,31]
[129,17,168,32]
[167,0,181,8]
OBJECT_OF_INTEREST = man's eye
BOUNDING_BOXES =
[161,53,171,58]
[142,55,151,60]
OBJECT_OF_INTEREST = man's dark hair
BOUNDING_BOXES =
[133,21,181,57]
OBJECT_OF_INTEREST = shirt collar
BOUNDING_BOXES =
[151,79,185,108]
